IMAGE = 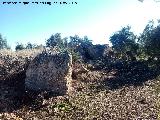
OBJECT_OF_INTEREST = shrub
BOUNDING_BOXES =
[0,34,10,50]
[15,43,25,51]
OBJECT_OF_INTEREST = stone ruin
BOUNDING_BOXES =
[77,44,109,62]
[0,50,73,112]
[25,50,73,95]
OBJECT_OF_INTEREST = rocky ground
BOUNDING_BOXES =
[0,49,160,120]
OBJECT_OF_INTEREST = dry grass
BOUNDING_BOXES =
[0,48,44,58]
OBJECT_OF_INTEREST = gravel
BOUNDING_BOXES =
[0,50,160,120]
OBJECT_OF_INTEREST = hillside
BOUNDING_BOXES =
[0,48,160,120]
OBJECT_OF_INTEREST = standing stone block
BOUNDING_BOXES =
[25,51,72,95]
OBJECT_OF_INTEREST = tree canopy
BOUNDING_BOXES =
[46,33,63,48]
[109,26,138,60]
[138,20,160,59]
[0,34,10,49]
[15,43,25,51]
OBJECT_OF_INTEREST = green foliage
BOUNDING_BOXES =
[46,33,65,49]
[46,33,60,48]
[34,44,45,50]
[45,33,69,53]
[69,35,81,48]
[69,35,92,49]
[50,102,73,112]
[15,43,25,51]
[68,35,92,62]
[138,20,160,60]
[0,34,10,49]
[82,36,92,45]
[45,34,93,62]
[68,48,81,62]
[25,42,38,49]
[109,26,138,60]
[15,42,42,51]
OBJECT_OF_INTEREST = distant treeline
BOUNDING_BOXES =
[0,20,160,62]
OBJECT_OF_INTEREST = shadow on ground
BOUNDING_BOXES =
[101,60,160,90]
[0,70,64,113]
[0,60,160,113]
[0,70,26,113]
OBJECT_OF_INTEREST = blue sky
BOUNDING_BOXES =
[0,0,160,50]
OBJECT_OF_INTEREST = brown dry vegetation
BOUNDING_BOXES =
[0,48,44,58]
[0,49,160,120]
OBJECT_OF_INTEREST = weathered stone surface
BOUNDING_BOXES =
[25,51,72,95]
[77,44,109,61]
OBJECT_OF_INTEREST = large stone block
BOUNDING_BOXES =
[25,51,72,95]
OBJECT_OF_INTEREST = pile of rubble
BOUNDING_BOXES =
[0,49,73,112]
